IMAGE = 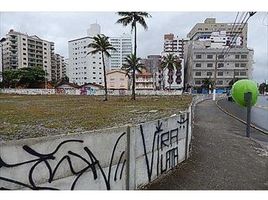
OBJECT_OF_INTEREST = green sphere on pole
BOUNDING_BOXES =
[231,79,259,107]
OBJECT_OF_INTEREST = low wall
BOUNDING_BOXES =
[0,109,191,190]
[0,89,182,96]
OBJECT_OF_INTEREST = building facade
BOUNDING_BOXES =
[0,29,55,81]
[140,55,162,90]
[185,41,254,92]
[135,71,154,90]
[163,33,187,59]
[109,33,132,70]
[185,18,253,93]
[51,53,66,82]
[106,69,129,90]
[186,18,247,48]
[68,24,108,86]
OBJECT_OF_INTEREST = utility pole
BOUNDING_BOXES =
[213,52,218,101]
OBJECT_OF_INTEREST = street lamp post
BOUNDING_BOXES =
[212,53,218,101]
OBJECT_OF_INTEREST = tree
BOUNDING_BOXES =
[88,34,116,101]
[116,12,151,99]
[201,78,213,94]
[3,69,20,88]
[161,54,181,90]
[18,67,45,87]
[122,54,145,98]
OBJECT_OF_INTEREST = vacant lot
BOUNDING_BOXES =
[0,94,192,141]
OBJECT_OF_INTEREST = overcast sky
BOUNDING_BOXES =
[0,12,268,83]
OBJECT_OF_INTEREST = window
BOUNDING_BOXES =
[23,43,26,46]
[218,55,224,59]
[241,55,247,59]
[195,72,201,76]
[23,58,26,60]
[93,62,96,64]
[93,72,96,74]
[23,48,26,50]
[23,53,26,55]
[235,55,240,59]
[207,63,213,68]
[240,71,246,76]
[22,38,26,41]
[93,77,96,79]
[234,71,239,76]
[195,63,201,68]
[217,71,223,76]
[207,72,212,76]
[84,67,87,69]
[195,55,202,59]
[207,55,213,59]
[240,63,246,67]
[218,63,224,68]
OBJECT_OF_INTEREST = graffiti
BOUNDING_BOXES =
[0,132,126,190]
[140,114,188,182]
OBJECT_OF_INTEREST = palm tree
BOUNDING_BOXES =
[122,54,145,99]
[88,34,116,101]
[116,12,151,99]
[161,54,181,90]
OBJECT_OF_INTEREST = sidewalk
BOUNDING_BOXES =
[144,100,268,190]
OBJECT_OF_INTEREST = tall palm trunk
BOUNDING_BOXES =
[101,51,108,101]
[132,24,137,100]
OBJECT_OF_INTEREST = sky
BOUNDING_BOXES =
[0,11,268,83]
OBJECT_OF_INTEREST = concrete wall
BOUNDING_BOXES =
[0,89,183,96]
[0,110,191,190]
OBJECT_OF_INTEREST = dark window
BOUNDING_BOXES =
[235,63,240,68]
[207,63,213,68]
[207,55,213,59]
[195,63,201,68]
[196,55,202,59]
[217,55,224,59]
[241,55,247,59]
[217,71,223,76]
[207,72,212,76]
[195,72,201,76]
[240,71,246,76]
[218,63,224,68]
[240,63,246,67]
[235,55,240,59]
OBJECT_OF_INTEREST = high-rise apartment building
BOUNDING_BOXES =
[184,18,254,93]
[0,44,2,82]
[187,18,247,48]
[109,33,132,70]
[0,29,55,81]
[68,24,108,86]
[163,33,187,59]
[51,53,66,82]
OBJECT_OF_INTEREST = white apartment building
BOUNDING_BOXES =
[68,24,108,86]
[163,33,187,59]
[0,29,54,81]
[109,33,132,70]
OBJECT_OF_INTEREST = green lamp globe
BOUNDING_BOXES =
[231,79,259,107]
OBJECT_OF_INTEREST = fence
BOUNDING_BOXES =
[0,109,191,190]
[0,89,183,96]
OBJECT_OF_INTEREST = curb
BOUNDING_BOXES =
[216,99,268,135]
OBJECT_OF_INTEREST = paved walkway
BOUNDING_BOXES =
[144,100,268,190]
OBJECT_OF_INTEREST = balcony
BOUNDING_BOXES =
[28,45,36,50]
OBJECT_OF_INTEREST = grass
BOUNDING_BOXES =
[0,94,192,141]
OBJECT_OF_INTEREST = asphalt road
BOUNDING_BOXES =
[217,98,268,146]
[144,100,268,190]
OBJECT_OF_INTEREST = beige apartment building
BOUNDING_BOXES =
[106,69,129,90]
[52,53,67,82]
[187,18,248,48]
[135,71,154,90]
[184,18,254,92]
[0,29,55,81]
